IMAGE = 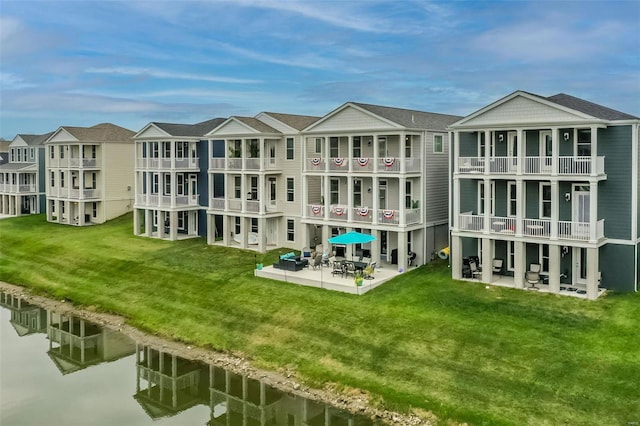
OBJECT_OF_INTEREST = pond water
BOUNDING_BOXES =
[0,292,376,426]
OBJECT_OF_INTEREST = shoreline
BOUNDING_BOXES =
[0,281,433,426]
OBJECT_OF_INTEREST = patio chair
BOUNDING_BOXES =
[361,257,371,265]
[363,263,375,280]
[331,261,344,277]
[310,253,323,270]
[492,258,503,275]
[469,261,481,278]
[525,263,541,289]
[344,261,356,278]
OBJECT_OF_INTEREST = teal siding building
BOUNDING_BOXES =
[449,91,639,299]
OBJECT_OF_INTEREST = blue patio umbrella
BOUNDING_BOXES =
[328,231,376,259]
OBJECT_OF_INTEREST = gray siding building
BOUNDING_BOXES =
[449,91,640,299]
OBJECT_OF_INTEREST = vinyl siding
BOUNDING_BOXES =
[600,243,635,292]
[308,107,393,132]
[102,142,135,221]
[599,125,632,240]
[425,131,449,224]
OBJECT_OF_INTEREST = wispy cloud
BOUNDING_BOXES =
[84,67,262,84]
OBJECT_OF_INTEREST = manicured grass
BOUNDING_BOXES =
[1,213,639,425]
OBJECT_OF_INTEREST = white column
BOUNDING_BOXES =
[373,135,379,173]
[347,177,353,222]
[451,235,462,279]
[483,178,491,233]
[551,128,559,176]
[397,231,408,272]
[484,131,491,175]
[372,178,379,225]
[586,247,599,300]
[516,180,525,237]
[549,244,561,294]
[258,217,266,252]
[590,126,598,177]
[452,131,460,173]
[514,241,525,288]
[399,177,406,226]
[482,238,493,283]
[348,136,353,172]
[590,181,598,242]
[222,214,229,246]
[145,209,152,236]
[399,132,406,173]
[551,181,559,239]
[452,177,460,230]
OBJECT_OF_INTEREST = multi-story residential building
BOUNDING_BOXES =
[301,102,462,272]
[45,123,135,226]
[133,118,224,240]
[205,112,319,252]
[0,132,51,216]
[449,91,640,299]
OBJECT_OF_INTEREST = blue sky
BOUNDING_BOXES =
[1,0,639,139]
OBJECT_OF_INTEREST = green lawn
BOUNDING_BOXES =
[1,213,638,425]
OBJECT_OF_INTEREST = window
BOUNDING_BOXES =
[91,145,97,159]
[50,171,55,187]
[433,134,444,153]
[353,179,361,207]
[479,132,486,157]
[286,177,294,202]
[330,137,339,157]
[378,136,387,157]
[92,202,97,218]
[23,148,27,161]
[315,138,323,154]
[478,181,495,215]
[30,148,35,160]
[269,178,277,202]
[164,174,171,195]
[405,181,412,208]
[540,244,549,274]
[162,142,171,158]
[250,176,258,200]
[60,146,65,159]
[330,179,339,204]
[235,217,241,235]
[17,149,21,162]
[507,182,516,217]
[577,129,591,156]
[150,142,159,158]
[540,183,551,218]
[234,176,241,199]
[507,241,515,272]
[353,137,361,158]
[286,138,294,160]
[177,211,185,230]
[287,219,295,242]
[50,146,54,159]
[50,200,55,214]
[405,136,412,157]
[176,141,188,158]
[177,174,184,195]
[91,172,97,189]
[152,173,159,194]
[251,218,258,233]
[60,171,65,187]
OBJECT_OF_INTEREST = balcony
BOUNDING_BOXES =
[209,197,279,214]
[378,208,421,225]
[136,157,198,170]
[352,207,372,223]
[457,213,605,241]
[135,193,199,207]
[68,158,98,168]
[306,157,421,174]
[0,184,37,193]
[457,156,605,176]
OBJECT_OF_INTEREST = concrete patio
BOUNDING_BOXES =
[254,261,404,295]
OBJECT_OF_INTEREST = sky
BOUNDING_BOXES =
[1,0,639,140]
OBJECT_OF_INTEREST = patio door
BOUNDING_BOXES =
[573,247,588,285]
[572,185,590,238]
[379,180,387,209]
[540,131,552,171]
[508,132,518,172]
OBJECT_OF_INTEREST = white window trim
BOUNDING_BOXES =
[539,244,549,275]
[507,241,515,272]
[286,177,294,202]
[540,182,551,219]
[507,181,516,217]
[286,219,295,242]
[433,134,444,154]
[478,181,495,215]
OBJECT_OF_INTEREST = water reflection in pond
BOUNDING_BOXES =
[0,292,377,425]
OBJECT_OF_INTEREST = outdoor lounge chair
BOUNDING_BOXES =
[331,261,344,277]
[469,261,481,278]
[492,258,503,274]
[525,263,541,289]
[309,253,323,270]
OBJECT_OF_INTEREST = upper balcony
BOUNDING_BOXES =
[306,204,421,226]
[136,193,200,208]
[49,157,99,169]
[457,156,605,177]
[306,156,421,174]
[457,213,605,242]
[208,157,280,172]
[0,183,38,194]
[209,197,281,214]
[48,187,101,200]
[136,157,199,171]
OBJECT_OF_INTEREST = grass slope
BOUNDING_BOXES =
[1,214,638,425]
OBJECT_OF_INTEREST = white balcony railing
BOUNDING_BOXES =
[307,204,324,217]
[329,204,348,220]
[458,156,605,176]
[458,214,605,241]
[228,159,242,170]
[211,197,225,210]
[377,208,420,225]
[352,207,372,223]
[246,200,260,212]
[306,157,421,173]
[209,158,226,170]
[245,159,260,170]
[329,158,349,172]
[352,158,373,172]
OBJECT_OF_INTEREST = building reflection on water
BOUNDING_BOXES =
[1,292,376,425]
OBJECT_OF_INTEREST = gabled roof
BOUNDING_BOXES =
[152,117,226,137]
[232,116,280,133]
[351,102,463,130]
[261,112,321,130]
[15,132,54,146]
[47,123,135,144]
[0,163,38,172]
[546,93,638,121]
